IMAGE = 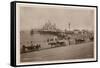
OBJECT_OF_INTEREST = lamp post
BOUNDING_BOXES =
[68,22,71,45]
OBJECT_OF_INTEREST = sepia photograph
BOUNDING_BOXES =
[11,2,97,66]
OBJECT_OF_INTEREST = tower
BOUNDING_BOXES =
[68,22,70,31]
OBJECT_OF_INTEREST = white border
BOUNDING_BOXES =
[16,3,97,65]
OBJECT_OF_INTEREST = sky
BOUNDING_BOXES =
[19,4,96,31]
